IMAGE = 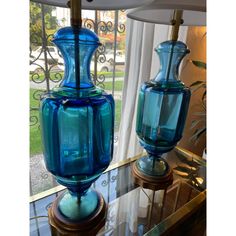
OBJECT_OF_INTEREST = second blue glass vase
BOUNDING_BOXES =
[136,40,191,176]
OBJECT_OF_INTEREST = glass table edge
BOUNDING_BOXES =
[144,189,206,236]
[29,146,202,203]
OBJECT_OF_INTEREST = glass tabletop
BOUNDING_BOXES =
[30,147,206,236]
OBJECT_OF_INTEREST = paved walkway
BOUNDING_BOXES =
[30,154,59,196]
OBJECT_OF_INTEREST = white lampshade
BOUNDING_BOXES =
[127,0,206,26]
[31,0,154,10]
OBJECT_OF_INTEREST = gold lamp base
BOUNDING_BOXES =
[48,191,106,236]
[132,161,173,191]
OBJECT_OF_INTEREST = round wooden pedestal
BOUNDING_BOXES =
[132,161,173,191]
[48,191,106,236]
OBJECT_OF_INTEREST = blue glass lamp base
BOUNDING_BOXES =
[48,189,106,235]
[132,156,173,191]
[136,155,169,177]
[58,189,100,221]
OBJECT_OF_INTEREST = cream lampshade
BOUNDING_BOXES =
[127,0,206,26]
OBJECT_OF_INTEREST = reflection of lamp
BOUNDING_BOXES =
[34,0,153,235]
[127,0,206,190]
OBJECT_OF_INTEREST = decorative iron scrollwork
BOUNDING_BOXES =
[30,109,39,127]
[117,23,125,33]
[83,18,95,30]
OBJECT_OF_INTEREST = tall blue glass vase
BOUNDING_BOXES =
[134,40,190,181]
[39,27,114,226]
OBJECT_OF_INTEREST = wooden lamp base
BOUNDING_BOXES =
[132,160,173,191]
[48,191,106,236]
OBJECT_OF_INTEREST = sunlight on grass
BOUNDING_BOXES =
[102,80,123,91]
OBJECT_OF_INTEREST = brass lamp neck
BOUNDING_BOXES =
[170,10,183,41]
[68,0,82,28]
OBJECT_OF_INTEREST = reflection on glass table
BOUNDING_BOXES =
[30,147,206,236]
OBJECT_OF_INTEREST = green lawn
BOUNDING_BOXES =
[30,120,42,156]
[30,89,43,156]
[115,100,122,131]
[96,71,124,78]
[103,80,123,91]
[30,88,122,156]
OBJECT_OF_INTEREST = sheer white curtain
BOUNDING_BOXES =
[114,17,188,163]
